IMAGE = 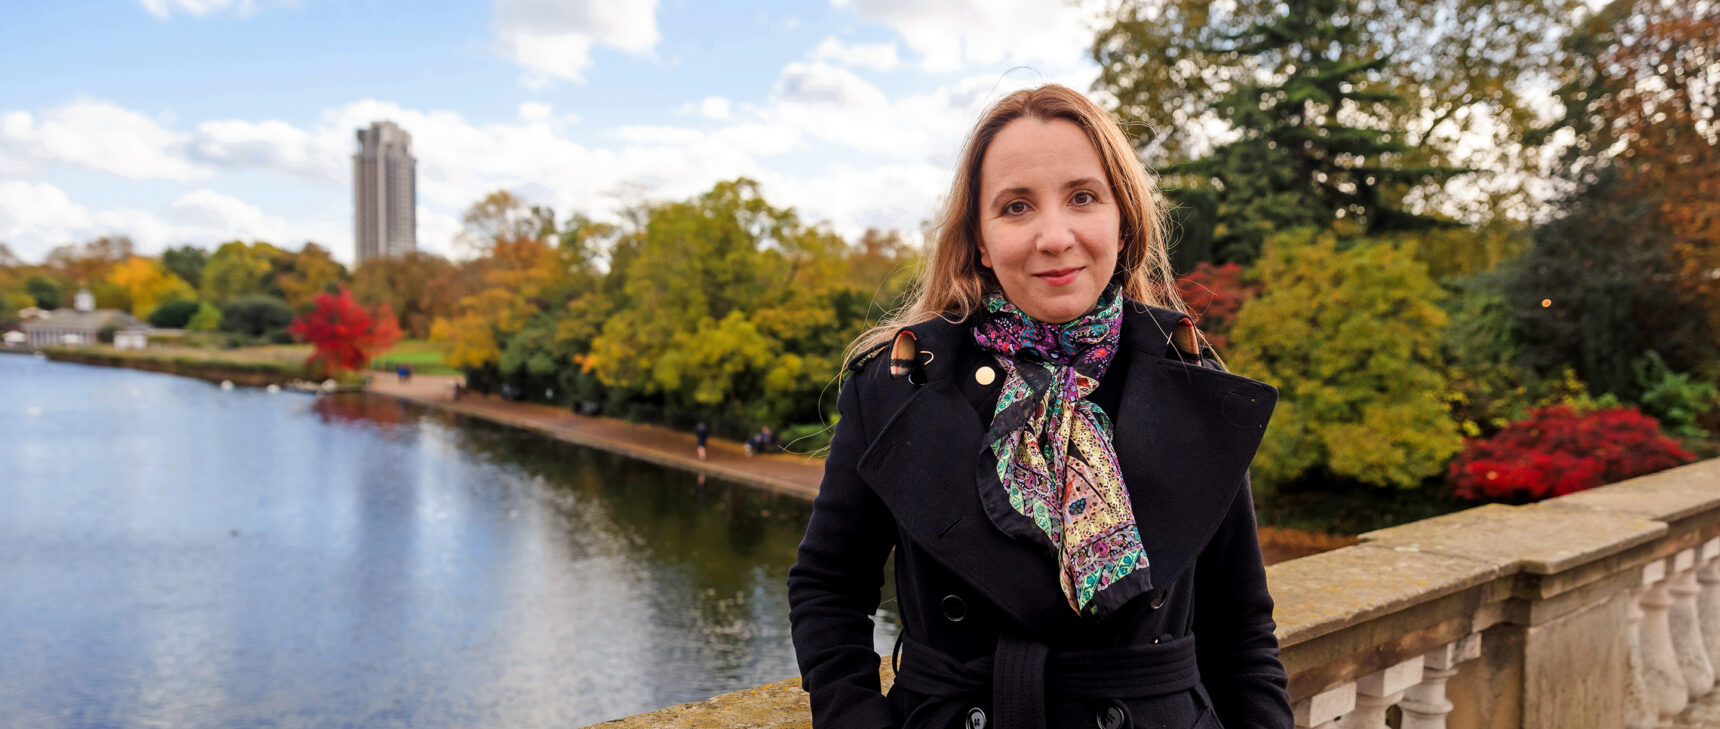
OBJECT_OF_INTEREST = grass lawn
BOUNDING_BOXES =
[370,339,460,376]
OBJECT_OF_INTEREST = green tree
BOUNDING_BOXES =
[26,276,61,309]
[148,299,204,329]
[1140,0,1468,263]
[186,301,222,332]
[220,295,295,338]
[1095,0,1584,222]
[160,245,209,289]
[273,242,348,310]
[200,241,282,304]
[1229,229,1461,490]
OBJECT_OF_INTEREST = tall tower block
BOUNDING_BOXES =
[353,121,417,263]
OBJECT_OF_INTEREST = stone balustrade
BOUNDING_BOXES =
[590,458,1720,729]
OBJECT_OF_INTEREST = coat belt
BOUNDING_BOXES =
[892,631,1201,729]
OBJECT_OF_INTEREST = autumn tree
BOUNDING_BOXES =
[352,251,460,338]
[1229,230,1461,491]
[289,287,403,376]
[1174,261,1256,350]
[105,256,196,319]
[272,242,348,310]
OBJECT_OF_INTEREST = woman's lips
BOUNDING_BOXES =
[1034,267,1081,286]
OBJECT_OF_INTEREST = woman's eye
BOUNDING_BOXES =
[1003,201,1029,216]
[1072,191,1097,205]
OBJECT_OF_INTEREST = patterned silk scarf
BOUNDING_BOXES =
[971,287,1152,619]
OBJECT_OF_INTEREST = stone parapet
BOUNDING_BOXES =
[587,459,1720,729]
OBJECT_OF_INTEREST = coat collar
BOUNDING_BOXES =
[855,302,1278,633]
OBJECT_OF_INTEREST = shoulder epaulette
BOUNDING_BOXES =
[846,341,890,372]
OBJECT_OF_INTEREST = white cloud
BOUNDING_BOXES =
[518,102,554,122]
[0,99,210,182]
[190,118,343,184]
[832,0,1101,74]
[699,97,733,121]
[812,36,899,71]
[493,0,660,85]
[137,0,294,19]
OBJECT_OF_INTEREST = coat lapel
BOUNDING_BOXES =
[1112,305,1278,587]
[852,304,1278,630]
[855,380,1076,634]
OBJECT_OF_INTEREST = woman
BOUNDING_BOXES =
[786,84,1290,729]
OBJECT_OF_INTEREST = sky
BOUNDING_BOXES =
[0,0,1113,264]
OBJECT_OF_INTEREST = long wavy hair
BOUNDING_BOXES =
[847,84,1187,362]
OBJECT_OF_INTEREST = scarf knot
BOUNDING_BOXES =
[972,287,1152,619]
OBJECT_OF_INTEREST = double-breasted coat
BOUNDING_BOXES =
[787,301,1292,729]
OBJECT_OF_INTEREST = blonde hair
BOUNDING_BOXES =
[847,84,1187,362]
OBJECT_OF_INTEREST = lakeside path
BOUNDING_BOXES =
[366,374,825,500]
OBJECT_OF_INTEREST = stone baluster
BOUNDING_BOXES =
[1668,547,1716,700]
[1625,584,1660,729]
[1699,538,1720,676]
[1399,633,1481,729]
[1336,657,1424,729]
[1293,682,1356,729]
[1640,557,1689,717]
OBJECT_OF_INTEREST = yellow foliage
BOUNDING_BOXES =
[106,256,195,319]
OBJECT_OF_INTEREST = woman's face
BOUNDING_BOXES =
[976,116,1120,324]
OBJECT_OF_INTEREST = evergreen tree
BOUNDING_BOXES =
[1153,0,1466,264]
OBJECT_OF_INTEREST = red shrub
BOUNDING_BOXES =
[1174,262,1256,350]
[1450,405,1694,502]
[288,287,403,376]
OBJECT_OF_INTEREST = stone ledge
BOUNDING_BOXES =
[1357,501,1665,576]
[1268,544,1502,646]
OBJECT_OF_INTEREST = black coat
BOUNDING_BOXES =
[787,301,1292,729]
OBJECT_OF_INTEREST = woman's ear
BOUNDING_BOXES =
[976,241,993,270]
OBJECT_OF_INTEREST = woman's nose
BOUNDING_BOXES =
[1035,209,1077,255]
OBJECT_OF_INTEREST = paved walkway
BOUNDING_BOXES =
[366,374,824,499]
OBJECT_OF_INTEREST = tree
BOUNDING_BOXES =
[46,235,133,285]
[200,241,282,304]
[288,288,403,375]
[160,245,209,289]
[106,257,196,318]
[148,299,203,329]
[272,242,348,310]
[1129,0,1468,264]
[186,301,222,332]
[1228,229,1461,490]
[220,295,295,338]
[25,276,60,309]
[1504,166,1705,397]
[1174,261,1256,350]
[458,190,555,252]
[1094,0,1585,215]
[352,251,460,338]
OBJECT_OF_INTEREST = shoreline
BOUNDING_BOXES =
[366,374,824,500]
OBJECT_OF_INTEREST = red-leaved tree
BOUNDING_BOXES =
[288,287,403,376]
[1174,261,1257,350]
[1450,405,1694,502]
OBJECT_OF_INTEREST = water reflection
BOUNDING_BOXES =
[0,357,897,728]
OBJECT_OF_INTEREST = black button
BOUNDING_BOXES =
[1148,589,1169,610]
[966,706,987,729]
[1095,700,1130,729]
[942,594,967,622]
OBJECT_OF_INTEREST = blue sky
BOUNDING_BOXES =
[0,0,1107,263]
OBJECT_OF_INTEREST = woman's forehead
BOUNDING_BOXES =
[980,117,1107,191]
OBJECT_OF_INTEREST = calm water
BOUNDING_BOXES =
[0,354,897,728]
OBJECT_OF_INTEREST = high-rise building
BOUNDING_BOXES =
[353,121,417,263]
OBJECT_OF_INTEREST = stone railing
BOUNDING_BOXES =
[591,458,1720,729]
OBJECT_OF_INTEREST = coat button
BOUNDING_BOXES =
[974,365,996,386]
[1148,589,1169,610]
[941,594,967,622]
[966,706,987,729]
[1095,700,1130,729]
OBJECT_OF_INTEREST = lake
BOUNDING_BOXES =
[0,354,898,728]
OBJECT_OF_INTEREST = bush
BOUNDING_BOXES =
[220,295,294,337]
[1450,405,1694,502]
[187,302,222,332]
[1633,351,1718,444]
[148,299,203,328]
